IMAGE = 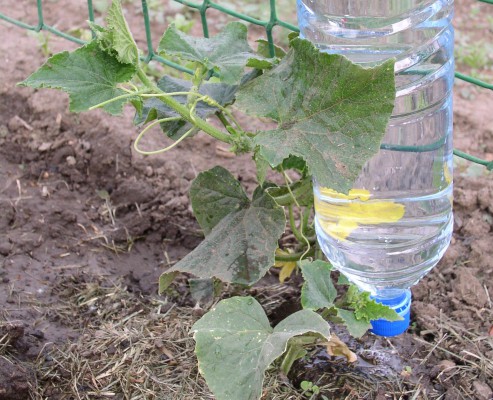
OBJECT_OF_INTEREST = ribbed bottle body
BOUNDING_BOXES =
[298,0,454,298]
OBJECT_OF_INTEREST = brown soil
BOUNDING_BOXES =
[0,0,492,399]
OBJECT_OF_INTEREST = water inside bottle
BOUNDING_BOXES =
[298,0,455,297]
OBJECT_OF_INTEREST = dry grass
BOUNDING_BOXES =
[11,275,490,400]
[28,277,306,400]
[414,312,493,399]
[28,276,208,399]
[31,309,210,399]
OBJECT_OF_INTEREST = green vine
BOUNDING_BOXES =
[18,2,402,399]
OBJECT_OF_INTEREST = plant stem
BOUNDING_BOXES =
[280,343,307,376]
[319,308,331,319]
[275,247,315,262]
[269,178,312,207]
[216,111,234,132]
[188,64,206,105]
[142,91,243,134]
[302,207,311,232]
[140,92,196,97]
[288,205,305,244]
[137,68,160,92]
[206,100,243,132]
[136,68,235,146]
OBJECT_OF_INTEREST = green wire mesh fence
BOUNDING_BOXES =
[0,0,492,170]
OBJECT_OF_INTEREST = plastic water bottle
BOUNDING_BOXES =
[298,0,454,336]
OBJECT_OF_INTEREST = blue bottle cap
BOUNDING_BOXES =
[370,290,412,337]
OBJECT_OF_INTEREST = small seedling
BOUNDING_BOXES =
[300,380,320,398]
[27,31,51,57]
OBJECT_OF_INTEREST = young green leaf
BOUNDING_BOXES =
[19,41,136,115]
[135,76,238,140]
[159,167,285,290]
[300,381,314,392]
[88,22,115,54]
[246,39,286,70]
[277,155,307,175]
[245,58,275,70]
[287,31,300,43]
[300,260,337,310]
[300,262,399,337]
[189,166,249,235]
[335,308,372,338]
[256,39,286,59]
[343,285,403,323]
[104,0,139,64]
[235,38,396,193]
[158,22,256,84]
[192,296,331,400]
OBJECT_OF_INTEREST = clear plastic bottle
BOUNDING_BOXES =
[298,0,454,335]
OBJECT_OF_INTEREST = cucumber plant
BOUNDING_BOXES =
[20,1,401,399]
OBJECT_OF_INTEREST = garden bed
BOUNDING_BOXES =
[0,0,492,399]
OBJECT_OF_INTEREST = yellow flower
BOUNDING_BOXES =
[274,248,297,283]
[315,188,405,241]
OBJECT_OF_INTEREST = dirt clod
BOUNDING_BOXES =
[0,358,32,400]
[473,381,493,400]
[454,268,488,308]
[0,206,15,230]
[112,179,156,206]
[413,301,441,331]
[0,322,24,346]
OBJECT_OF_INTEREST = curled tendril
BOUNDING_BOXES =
[133,117,196,155]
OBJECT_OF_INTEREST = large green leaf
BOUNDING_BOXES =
[20,41,136,115]
[135,76,237,140]
[253,151,270,185]
[159,167,285,290]
[236,38,396,192]
[158,22,256,84]
[300,260,337,310]
[192,296,331,400]
[189,166,249,235]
